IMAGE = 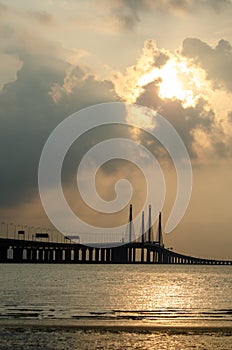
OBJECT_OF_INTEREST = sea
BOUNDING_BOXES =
[0,264,231,349]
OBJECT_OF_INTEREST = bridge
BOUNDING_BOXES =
[0,206,231,265]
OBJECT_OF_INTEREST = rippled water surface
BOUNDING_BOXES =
[0,264,231,349]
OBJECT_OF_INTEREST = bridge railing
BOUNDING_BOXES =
[0,222,143,245]
[0,222,65,243]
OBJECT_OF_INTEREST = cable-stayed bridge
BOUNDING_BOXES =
[0,205,231,265]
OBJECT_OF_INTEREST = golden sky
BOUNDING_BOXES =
[0,0,232,259]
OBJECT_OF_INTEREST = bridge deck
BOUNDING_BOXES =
[0,238,231,265]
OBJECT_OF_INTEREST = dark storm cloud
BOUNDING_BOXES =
[182,38,232,91]
[117,0,232,13]
[107,0,232,29]
[0,43,120,208]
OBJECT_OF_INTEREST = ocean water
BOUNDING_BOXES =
[0,264,231,349]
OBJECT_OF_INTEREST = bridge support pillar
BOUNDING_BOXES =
[128,248,132,263]
[163,253,168,264]
[146,248,151,263]
[158,251,162,264]
[95,248,100,262]
[31,249,37,262]
[0,245,8,262]
[55,249,63,263]
[106,249,111,263]
[38,249,44,262]
[100,248,105,263]
[74,248,79,262]
[141,248,144,263]
[81,248,87,262]
[44,249,51,262]
[26,249,32,262]
[13,247,24,262]
[89,248,93,262]
[132,248,136,263]
[65,249,72,263]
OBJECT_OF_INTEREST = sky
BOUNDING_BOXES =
[0,0,232,259]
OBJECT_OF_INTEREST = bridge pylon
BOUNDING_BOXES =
[124,204,136,243]
[156,212,164,247]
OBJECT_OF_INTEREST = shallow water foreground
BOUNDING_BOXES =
[0,326,231,350]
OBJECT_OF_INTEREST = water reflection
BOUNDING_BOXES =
[0,264,231,327]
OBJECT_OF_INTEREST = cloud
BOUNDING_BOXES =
[0,52,22,91]
[136,80,232,161]
[0,2,55,25]
[49,66,118,106]
[182,38,232,92]
[133,81,232,163]
[101,0,232,30]
[113,39,169,102]
[0,27,231,230]
[136,83,203,156]
[29,11,55,25]
[0,39,120,209]
[110,38,232,162]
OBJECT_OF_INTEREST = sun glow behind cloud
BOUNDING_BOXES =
[113,39,214,112]
[137,58,206,108]
[111,39,232,164]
